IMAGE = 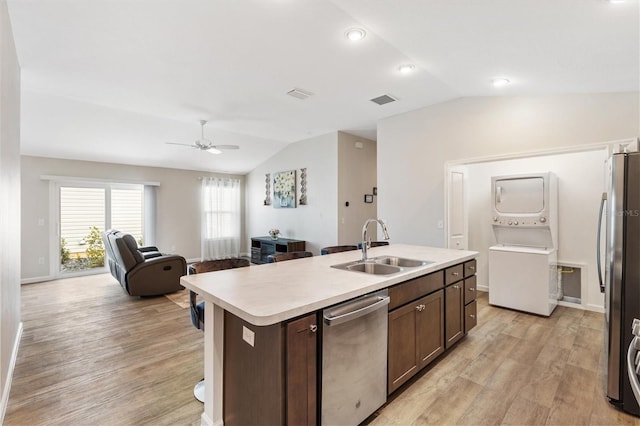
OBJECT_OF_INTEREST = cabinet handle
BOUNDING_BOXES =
[469,266,475,271]
[416,304,426,312]
[309,324,318,333]
[469,314,476,319]
[452,271,459,276]
[469,287,475,291]
[453,284,460,289]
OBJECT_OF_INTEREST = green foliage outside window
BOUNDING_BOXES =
[84,226,105,267]
[60,237,71,265]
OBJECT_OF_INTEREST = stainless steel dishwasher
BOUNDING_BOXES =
[321,289,389,425]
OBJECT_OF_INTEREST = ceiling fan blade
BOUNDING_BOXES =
[212,145,240,150]
[165,142,197,148]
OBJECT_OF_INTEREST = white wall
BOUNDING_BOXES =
[463,148,609,311]
[246,133,338,255]
[378,93,640,248]
[0,1,21,421]
[337,132,377,245]
[21,156,245,282]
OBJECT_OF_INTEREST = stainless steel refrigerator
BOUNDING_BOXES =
[598,151,640,416]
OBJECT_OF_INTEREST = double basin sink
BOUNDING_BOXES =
[331,256,432,275]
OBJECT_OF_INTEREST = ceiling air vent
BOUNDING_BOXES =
[370,94,397,106]
[287,88,313,100]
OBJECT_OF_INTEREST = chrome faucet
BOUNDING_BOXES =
[361,218,390,261]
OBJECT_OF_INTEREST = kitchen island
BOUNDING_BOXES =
[180,244,477,426]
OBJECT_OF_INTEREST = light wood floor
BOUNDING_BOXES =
[5,274,640,425]
[369,293,640,426]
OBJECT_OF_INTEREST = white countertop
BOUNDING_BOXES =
[180,244,477,326]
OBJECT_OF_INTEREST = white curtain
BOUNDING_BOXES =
[201,177,241,260]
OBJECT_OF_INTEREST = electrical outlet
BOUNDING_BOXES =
[437,220,444,229]
[38,257,45,265]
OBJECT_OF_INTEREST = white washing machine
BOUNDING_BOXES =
[489,245,558,316]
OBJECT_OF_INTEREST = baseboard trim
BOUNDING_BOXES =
[201,411,219,426]
[21,275,52,285]
[477,284,489,292]
[0,321,23,424]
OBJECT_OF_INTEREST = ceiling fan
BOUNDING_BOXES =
[165,120,239,155]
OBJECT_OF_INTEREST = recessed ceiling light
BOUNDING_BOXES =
[398,64,415,74]
[345,28,366,41]
[492,78,511,87]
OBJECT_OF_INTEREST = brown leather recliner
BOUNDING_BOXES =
[102,230,186,297]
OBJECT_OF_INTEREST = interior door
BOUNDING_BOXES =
[447,166,467,250]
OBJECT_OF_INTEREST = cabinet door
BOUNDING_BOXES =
[416,290,444,370]
[464,275,477,305]
[445,283,464,349]
[388,303,418,394]
[286,313,318,426]
[465,300,477,333]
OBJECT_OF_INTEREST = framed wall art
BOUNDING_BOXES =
[273,170,297,208]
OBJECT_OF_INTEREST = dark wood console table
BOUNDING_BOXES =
[250,236,306,264]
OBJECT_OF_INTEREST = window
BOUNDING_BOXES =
[57,182,145,276]
[201,177,241,259]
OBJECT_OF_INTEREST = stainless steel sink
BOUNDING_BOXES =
[373,256,432,268]
[331,260,402,275]
[331,256,431,275]
[346,262,402,275]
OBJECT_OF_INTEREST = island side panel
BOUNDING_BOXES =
[223,311,286,425]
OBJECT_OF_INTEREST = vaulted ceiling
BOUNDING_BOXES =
[7,0,639,173]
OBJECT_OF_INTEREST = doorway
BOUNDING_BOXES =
[445,144,612,312]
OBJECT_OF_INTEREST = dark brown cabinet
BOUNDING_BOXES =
[463,259,478,333]
[445,280,464,349]
[223,311,318,426]
[388,274,444,394]
[465,300,477,333]
[250,236,306,264]
[286,313,318,425]
[416,291,445,368]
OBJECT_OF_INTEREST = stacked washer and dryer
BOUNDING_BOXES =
[488,172,559,316]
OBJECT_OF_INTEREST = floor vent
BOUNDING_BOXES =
[370,94,397,105]
[287,88,313,100]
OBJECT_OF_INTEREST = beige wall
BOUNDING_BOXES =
[21,156,245,281]
[378,93,640,247]
[0,0,21,420]
[246,133,338,255]
[337,132,377,245]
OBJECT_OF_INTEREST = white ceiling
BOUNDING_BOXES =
[7,0,639,174]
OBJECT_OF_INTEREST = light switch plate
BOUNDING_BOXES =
[242,326,255,347]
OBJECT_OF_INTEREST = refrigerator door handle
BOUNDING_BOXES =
[597,192,607,293]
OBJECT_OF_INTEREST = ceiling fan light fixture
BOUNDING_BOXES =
[345,28,366,41]
[206,147,222,155]
[398,64,415,74]
[492,78,511,87]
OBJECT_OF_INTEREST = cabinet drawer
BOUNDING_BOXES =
[464,300,477,333]
[464,276,477,305]
[445,264,464,286]
[464,259,477,278]
[389,271,443,311]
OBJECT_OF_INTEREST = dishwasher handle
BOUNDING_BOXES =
[323,294,390,326]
